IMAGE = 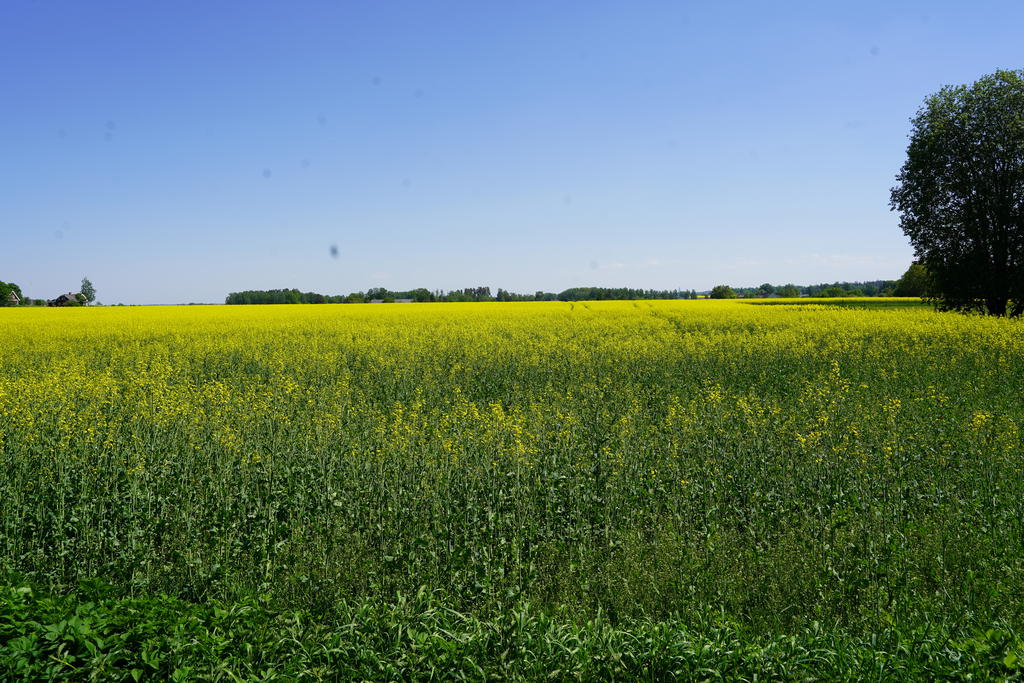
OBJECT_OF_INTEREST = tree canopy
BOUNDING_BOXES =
[80,277,96,305]
[709,285,737,299]
[890,69,1024,316]
[224,281,905,305]
[226,286,700,305]
[893,263,931,297]
[0,281,24,306]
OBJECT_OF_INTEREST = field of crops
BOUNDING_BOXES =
[1,300,1022,678]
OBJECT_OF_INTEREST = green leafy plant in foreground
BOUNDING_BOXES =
[1,581,1021,681]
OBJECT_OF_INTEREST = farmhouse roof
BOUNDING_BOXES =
[47,292,80,306]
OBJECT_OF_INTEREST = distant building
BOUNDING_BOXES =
[368,299,384,304]
[6,291,19,304]
[48,292,80,307]
[394,298,414,303]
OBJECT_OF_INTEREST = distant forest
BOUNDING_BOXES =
[225,287,700,305]
[225,280,898,305]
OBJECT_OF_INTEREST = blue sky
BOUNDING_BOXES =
[2,1,1022,304]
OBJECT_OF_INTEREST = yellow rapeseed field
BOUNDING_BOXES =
[1,299,1022,633]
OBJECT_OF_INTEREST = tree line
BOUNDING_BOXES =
[225,280,923,305]
[225,286,702,305]
[708,280,901,299]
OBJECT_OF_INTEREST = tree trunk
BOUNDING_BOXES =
[986,297,1008,316]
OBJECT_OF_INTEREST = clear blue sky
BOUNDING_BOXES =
[2,1,1022,304]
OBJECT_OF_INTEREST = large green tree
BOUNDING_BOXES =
[1,281,24,305]
[890,69,1024,316]
[708,285,737,299]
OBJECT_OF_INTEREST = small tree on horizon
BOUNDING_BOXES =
[80,277,96,305]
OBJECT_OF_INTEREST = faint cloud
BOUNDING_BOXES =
[586,257,682,272]
[642,257,687,269]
